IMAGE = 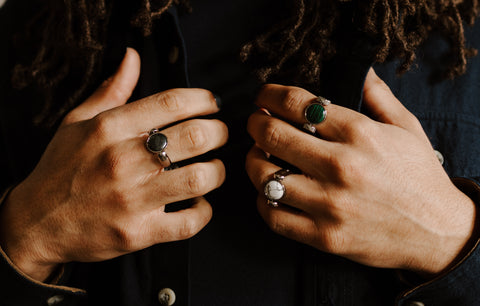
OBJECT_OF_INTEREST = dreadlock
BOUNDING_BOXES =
[240,0,480,84]
[11,0,480,126]
[11,0,189,126]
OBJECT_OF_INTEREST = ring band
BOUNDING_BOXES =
[316,96,331,106]
[264,169,291,207]
[303,96,331,134]
[156,151,172,168]
[146,129,173,169]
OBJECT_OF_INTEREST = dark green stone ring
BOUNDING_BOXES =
[302,96,331,133]
[305,103,327,124]
[303,103,327,133]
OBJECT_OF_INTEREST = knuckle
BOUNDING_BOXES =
[89,113,117,140]
[102,148,121,177]
[185,121,209,151]
[100,147,129,180]
[177,218,200,239]
[107,181,135,210]
[281,88,307,113]
[110,188,132,209]
[319,228,346,254]
[111,224,138,252]
[356,124,377,144]
[157,90,184,113]
[325,150,346,173]
[186,166,210,196]
[343,117,372,139]
[261,120,283,149]
[266,215,285,235]
[339,118,379,146]
[326,150,361,182]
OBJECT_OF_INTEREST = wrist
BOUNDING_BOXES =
[0,185,60,282]
[410,178,479,277]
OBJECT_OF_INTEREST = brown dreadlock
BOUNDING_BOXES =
[10,0,480,126]
[240,0,480,84]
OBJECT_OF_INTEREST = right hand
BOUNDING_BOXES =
[0,48,227,282]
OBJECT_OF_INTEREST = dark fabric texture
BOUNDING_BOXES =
[1,0,480,305]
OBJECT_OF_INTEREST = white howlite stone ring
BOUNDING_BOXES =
[264,169,292,207]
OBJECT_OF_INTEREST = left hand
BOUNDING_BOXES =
[245,68,476,276]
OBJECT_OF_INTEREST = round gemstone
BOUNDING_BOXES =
[264,180,285,201]
[146,133,168,153]
[305,103,326,124]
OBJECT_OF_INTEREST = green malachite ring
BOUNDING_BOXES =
[305,103,327,124]
[303,96,330,133]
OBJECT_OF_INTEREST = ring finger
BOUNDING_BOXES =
[144,118,228,167]
[113,118,228,178]
[246,145,329,214]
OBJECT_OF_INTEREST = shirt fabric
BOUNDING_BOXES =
[1,1,480,306]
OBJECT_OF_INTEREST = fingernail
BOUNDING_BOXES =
[213,94,222,108]
[259,107,271,116]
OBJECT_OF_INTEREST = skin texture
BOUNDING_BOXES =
[0,48,228,281]
[0,48,476,283]
[245,69,476,276]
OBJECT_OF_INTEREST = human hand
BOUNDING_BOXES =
[0,48,227,281]
[246,69,476,276]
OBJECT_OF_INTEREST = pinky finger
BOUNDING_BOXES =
[256,196,316,246]
[148,197,213,243]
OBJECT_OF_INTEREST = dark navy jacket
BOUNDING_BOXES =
[1,1,480,305]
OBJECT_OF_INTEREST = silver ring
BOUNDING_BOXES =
[316,96,331,106]
[303,96,331,134]
[145,129,173,169]
[264,169,291,207]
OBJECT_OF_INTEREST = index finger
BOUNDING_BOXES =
[108,88,220,136]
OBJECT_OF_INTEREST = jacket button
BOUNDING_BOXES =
[408,302,425,306]
[434,150,444,165]
[46,295,64,306]
[158,288,176,306]
[168,46,179,64]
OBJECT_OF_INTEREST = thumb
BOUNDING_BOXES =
[62,47,141,125]
[363,68,426,138]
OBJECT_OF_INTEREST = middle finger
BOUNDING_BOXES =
[109,119,228,178]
